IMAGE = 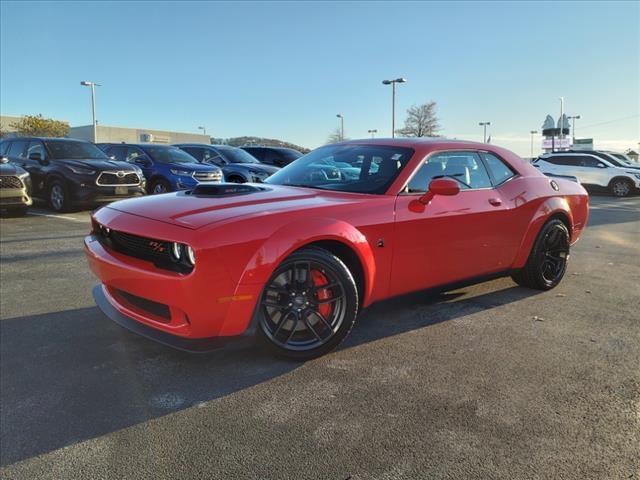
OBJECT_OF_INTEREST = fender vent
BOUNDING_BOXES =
[188,183,264,196]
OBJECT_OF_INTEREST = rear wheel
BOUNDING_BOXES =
[609,178,632,197]
[257,247,359,360]
[511,219,570,290]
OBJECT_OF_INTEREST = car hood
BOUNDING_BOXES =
[174,162,221,173]
[227,163,279,174]
[0,162,26,175]
[58,158,138,171]
[106,184,364,229]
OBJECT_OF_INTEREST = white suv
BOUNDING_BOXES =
[534,152,640,197]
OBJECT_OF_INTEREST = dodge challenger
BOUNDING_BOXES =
[85,139,589,359]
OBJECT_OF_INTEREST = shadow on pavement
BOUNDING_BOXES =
[0,282,538,466]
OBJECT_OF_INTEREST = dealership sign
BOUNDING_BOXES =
[542,137,571,149]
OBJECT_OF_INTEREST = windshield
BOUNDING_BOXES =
[217,146,261,164]
[265,144,414,194]
[610,153,636,166]
[44,141,109,160]
[143,146,198,164]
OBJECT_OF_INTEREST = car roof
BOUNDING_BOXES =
[1,137,89,143]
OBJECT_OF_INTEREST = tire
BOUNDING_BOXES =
[511,219,570,290]
[227,175,246,184]
[609,178,632,197]
[256,247,359,360]
[150,179,171,194]
[48,180,69,212]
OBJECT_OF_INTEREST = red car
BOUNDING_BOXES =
[85,139,589,359]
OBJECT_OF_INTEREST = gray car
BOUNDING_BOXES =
[175,144,279,183]
[0,156,32,215]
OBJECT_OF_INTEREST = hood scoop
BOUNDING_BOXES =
[187,183,266,197]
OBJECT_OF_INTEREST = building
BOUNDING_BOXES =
[68,124,210,145]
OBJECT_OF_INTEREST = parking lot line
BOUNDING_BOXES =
[27,211,89,223]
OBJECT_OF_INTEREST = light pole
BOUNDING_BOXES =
[80,81,101,142]
[382,77,407,138]
[368,129,378,138]
[529,130,538,157]
[336,114,344,141]
[198,126,207,136]
[568,115,581,143]
[479,122,491,143]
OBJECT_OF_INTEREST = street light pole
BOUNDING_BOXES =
[80,81,101,142]
[479,122,491,143]
[382,78,407,138]
[198,126,207,136]
[529,130,538,157]
[336,114,344,141]
[368,129,378,138]
[568,115,581,144]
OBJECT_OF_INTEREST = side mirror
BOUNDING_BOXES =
[109,155,117,160]
[134,156,151,167]
[597,163,607,168]
[0,156,8,164]
[418,178,460,204]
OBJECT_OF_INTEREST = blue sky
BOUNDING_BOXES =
[1,1,638,156]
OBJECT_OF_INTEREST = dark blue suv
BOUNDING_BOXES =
[100,143,223,193]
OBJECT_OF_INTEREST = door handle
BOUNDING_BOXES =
[488,198,502,206]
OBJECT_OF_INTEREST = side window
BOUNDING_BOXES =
[407,151,492,192]
[0,141,10,156]
[126,147,145,162]
[552,156,579,166]
[245,148,264,161]
[107,145,127,161]
[27,141,46,159]
[202,148,222,163]
[578,156,602,168]
[8,140,28,160]
[264,150,283,166]
[480,152,515,185]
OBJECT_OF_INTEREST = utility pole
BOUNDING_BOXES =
[479,122,491,143]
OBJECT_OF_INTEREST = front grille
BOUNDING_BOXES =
[0,176,24,189]
[115,289,171,321]
[96,171,141,186]
[194,171,223,183]
[93,221,192,274]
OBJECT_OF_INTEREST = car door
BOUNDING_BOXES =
[390,150,512,296]
[575,155,611,186]
[25,140,48,196]
[126,146,154,179]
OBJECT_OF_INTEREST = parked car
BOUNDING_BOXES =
[0,137,145,212]
[175,144,279,183]
[565,150,640,170]
[0,155,32,215]
[240,146,303,167]
[86,139,588,360]
[100,143,223,193]
[533,151,640,197]
[602,151,640,168]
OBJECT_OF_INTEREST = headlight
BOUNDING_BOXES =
[170,169,192,176]
[66,165,96,175]
[18,171,29,179]
[633,174,640,180]
[249,170,269,179]
[185,246,196,265]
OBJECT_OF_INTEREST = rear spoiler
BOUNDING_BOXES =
[543,172,580,183]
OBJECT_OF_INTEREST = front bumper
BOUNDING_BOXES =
[93,285,255,353]
[0,187,32,208]
[71,183,146,206]
[84,209,262,349]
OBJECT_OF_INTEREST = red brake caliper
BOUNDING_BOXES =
[311,269,332,319]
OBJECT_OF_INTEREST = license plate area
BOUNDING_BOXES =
[115,186,128,195]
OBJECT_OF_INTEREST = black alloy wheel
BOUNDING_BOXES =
[512,219,570,290]
[257,247,358,360]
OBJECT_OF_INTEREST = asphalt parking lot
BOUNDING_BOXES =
[0,195,638,479]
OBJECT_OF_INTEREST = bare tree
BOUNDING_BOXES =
[396,101,441,137]
[326,127,348,144]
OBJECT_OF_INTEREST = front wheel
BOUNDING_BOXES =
[150,179,171,194]
[511,219,570,290]
[609,178,633,197]
[257,247,359,360]
[49,180,69,212]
